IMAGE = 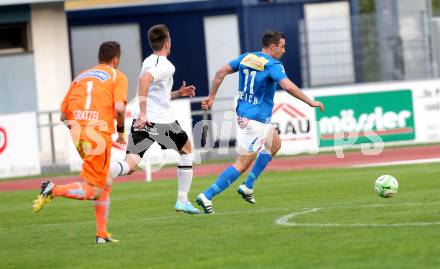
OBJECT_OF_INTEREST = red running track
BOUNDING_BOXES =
[1,144,439,192]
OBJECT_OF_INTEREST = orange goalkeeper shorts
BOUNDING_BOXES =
[73,130,112,188]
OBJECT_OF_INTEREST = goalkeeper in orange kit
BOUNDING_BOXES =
[32,41,128,244]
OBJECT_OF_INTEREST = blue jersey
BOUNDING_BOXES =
[229,52,287,123]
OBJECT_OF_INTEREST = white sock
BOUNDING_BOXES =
[110,161,130,178]
[177,153,193,204]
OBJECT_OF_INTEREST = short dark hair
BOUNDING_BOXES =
[262,31,285,48]
[98,41,121,63]
[148,24,170,51]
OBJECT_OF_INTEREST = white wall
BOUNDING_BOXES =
[30,2,72,165]
[203,14,241,144]
[31,2,71,111]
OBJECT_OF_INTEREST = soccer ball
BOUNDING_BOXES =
[374,175,398,198]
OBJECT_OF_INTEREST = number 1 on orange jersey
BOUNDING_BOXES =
[85,81,93,110]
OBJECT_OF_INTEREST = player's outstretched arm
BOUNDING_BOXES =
[171,81,196,100]
[60,82,75,128]
[202,64,235,111]
[134,72,153,129]
[115,101,126,144]
[114,72,128,144]
[279,78,324,112]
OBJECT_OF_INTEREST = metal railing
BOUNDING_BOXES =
[37,111,62,165]
[189,96,238,161]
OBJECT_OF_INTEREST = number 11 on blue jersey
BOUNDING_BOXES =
[243,68,256,94]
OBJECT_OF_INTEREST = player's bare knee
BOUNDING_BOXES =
[128,167,137,175]
[179,147,192,155]
[233,157,253,173]
[179,139,192,154]
[270,132,281,156]
[271,141,281,156]
[233,163,246,173]
[124,154,140,175]
[271,145,280,157]
[127,162,136,173]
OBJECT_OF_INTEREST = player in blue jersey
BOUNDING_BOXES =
[196,30,324,214]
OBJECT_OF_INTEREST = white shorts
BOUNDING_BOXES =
[236,116,272,153]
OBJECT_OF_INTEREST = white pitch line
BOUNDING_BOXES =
[289,222,440,227]
[275,208,322,226]
[352,158,440,168]
[275,203,440,228]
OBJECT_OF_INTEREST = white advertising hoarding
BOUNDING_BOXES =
[305,79,440,145]
[273,79,440,155]
[409,80,440,142]
[272,91,319,155]
[0,113,41,178]
[299,79,440,151]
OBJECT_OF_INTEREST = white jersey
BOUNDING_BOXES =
[136,54,176,124]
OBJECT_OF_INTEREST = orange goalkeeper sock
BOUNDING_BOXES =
[52,182,97,200]
[95,186,111,238]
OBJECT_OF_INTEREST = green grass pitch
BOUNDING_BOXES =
[1,163,440,269]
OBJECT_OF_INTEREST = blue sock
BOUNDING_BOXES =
[204,166,241,200]
[245,150,272,189]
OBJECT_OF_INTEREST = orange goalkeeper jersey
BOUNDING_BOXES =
[61,64,128,134]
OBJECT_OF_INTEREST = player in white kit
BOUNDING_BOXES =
[109,24,200,214]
